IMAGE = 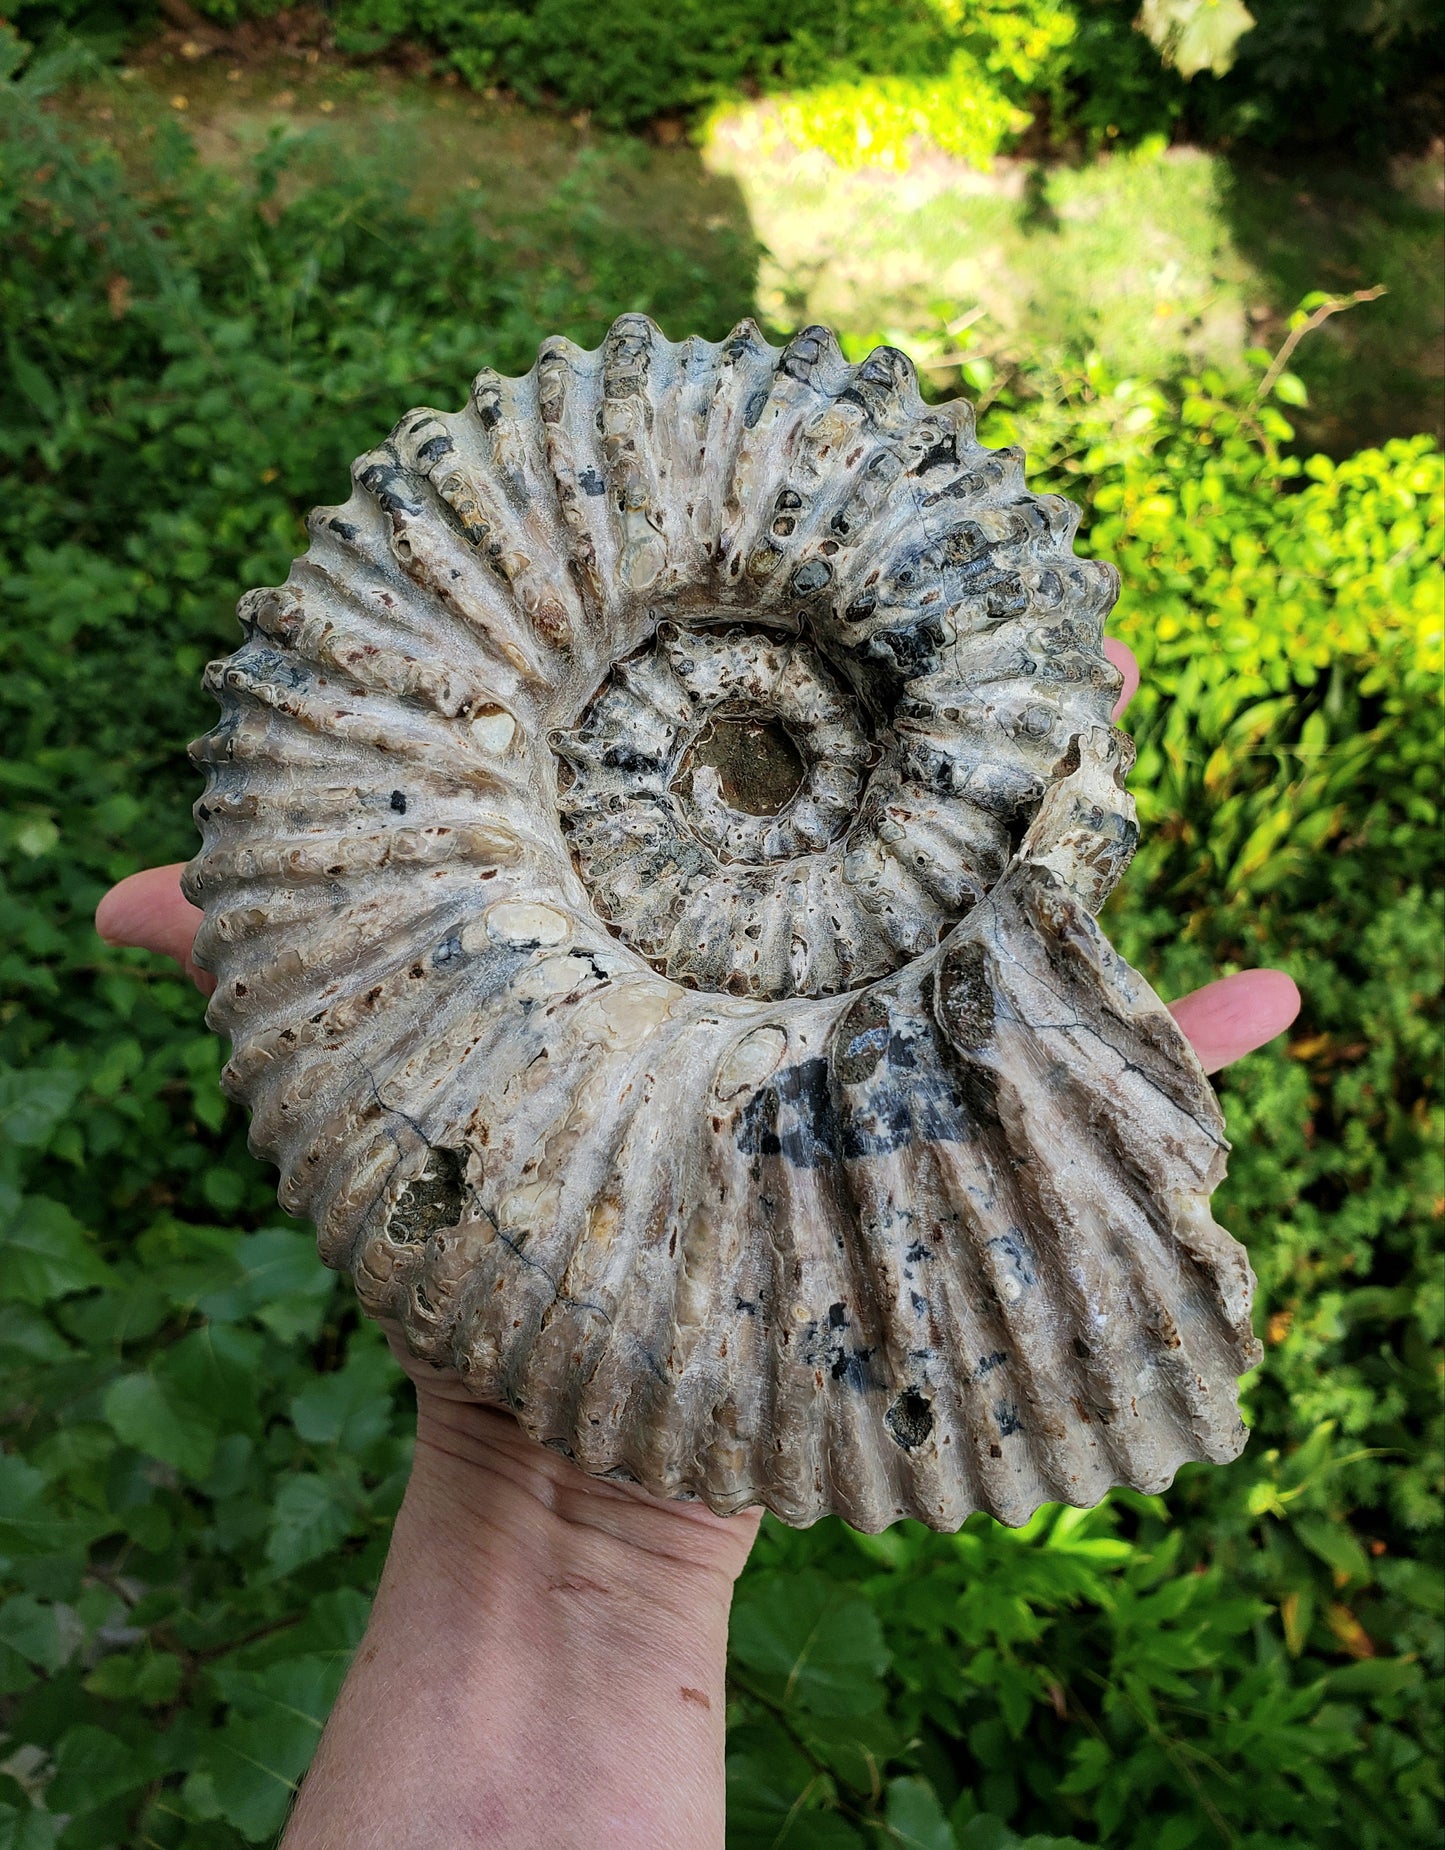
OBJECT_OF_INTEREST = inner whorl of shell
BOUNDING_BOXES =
[185,315,1261,1534]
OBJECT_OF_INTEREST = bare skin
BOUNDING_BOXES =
[95,643,1300,1849]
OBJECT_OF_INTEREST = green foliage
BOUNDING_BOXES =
[9,0,1441,163]
[324,0,1079,166]
[1,43,1442,1848]
[719,357,1444,1849]
[1062,0,1445,154]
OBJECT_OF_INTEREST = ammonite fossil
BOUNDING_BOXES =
[185,317,1260,1532]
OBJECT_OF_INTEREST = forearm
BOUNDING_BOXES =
[282,1397,759,1850]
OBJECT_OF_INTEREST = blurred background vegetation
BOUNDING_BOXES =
[0,4,1441,1846]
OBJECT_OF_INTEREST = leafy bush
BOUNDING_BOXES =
[1,44,1442,1848]
[736,2,1077,172]
[9,0,1442,162]
[1063,0,1445,155]
[334,0,1079,167]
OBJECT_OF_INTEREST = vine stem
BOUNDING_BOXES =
[1248,286,1387,410]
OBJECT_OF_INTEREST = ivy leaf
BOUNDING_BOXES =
[731,1572,890,1716]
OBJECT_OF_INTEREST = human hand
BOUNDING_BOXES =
[93,638,1300,1847]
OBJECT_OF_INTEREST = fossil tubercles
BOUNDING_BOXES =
[184,316,1260,1531]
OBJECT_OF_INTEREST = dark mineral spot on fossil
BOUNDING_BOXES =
[389,1147,467,1244]
[938,940,996,1052]
[685,714,805,816]
[886,1389,935,1450]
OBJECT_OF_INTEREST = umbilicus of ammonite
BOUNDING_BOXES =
[184,316,1260,1532]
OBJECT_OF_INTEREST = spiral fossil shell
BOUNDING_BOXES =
[185,316,1261,1531]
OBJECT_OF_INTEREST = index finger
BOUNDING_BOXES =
[1105,637,1139,722]
[96,864,215,996]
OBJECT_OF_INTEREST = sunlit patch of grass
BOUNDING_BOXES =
[705,106,1443,451]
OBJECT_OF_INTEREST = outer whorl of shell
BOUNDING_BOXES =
[185,316,1260,1532]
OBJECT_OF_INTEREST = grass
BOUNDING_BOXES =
[705,102,1444,454]
[60,43,1442,456]
[56,38,1443,447]
[62,51,759,334]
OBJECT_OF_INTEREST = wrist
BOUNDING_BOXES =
[404,1389,760,1637]
[283,1384,758,1849]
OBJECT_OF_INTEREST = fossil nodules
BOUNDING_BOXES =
[185,317,1260,1531]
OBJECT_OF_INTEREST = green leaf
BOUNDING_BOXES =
[1377,1560,1445,1616]
[48,1723,154,1813]
[727,1743,861,1849]
[105,1322,266,1479]
[204,1658,349,1841]
[84,1649,178,1703]
[1138,0,1256,78]
[0,1598,74,1674]
[956,1820,1020,1850]
[886,1776,956,1849]
[198,1226,336,1341]
[11,817,59,860]
[730,1573,890,1716]
[1273,370,1310,406]
[0,1801,62,1850]
[798,1708,904,1794]
[5,348,59,423]
[0,1304,72,1363]
[0,1192,110,1305]
[1293,1515,1371,1583]
[0,1067,81,1149]
[105,1368,218,1480]
[290,1333,399,1452]
[265,1471,361,1575]
[1325,1657,1425,1699]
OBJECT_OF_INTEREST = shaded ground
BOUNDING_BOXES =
[61,39,1445,455]
[63,50,760,341]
